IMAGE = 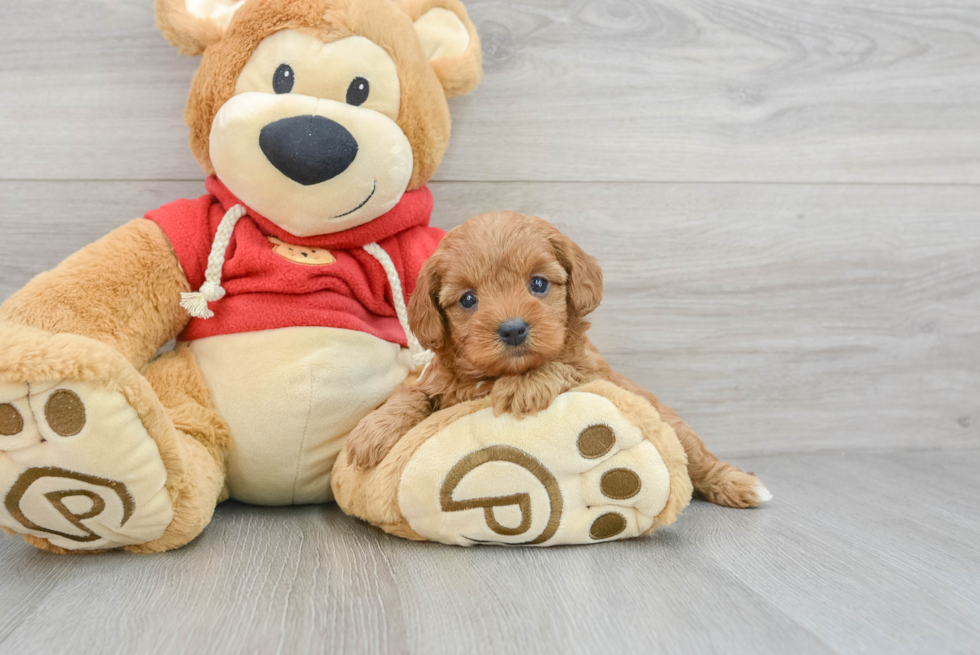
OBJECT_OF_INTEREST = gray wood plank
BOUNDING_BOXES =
[2,180,976,456]
[691,450,980,654]
[0,180,208,290]
[0,503,834,655]
[1,450,978,654]
[1,1,978,183]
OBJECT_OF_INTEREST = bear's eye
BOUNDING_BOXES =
[273,64,294,94]
[346,77,370,106]
[459,291,478,311]
[529,277,550,295]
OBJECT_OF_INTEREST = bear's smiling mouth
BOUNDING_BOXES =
[332,181,377,219]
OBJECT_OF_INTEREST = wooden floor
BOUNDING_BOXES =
[1,0,978,653]
[1,450,978,654]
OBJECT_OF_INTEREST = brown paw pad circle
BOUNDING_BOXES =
[0,404,24,436]
[600,468,642,499]
[590,512,627,540]
[577,424,615,459]
[44,390,86,437]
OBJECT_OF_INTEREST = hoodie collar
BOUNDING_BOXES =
[205,175,434,250]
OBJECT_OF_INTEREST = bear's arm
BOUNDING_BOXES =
[0,218,191,369]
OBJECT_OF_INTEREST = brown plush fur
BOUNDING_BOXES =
[155,0,227,56]
[180,0,479,189]
[397,0,482,98]
[135,346,231,553]
[144,345,233,466]
[0,219,190,370]
[346,211,766,508]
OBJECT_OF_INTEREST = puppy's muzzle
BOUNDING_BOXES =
[259,115,358,186]
[497,319,529,347]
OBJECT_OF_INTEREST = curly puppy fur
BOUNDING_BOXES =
[346,211,769,508]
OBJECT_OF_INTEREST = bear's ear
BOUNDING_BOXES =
[398,0,483,98]
[155,0,248,56]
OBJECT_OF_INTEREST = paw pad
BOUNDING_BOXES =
[590,512,627,540]
[44,390,85,437]
[0,404,24,436]
[599,467,641,499]
[577,424,615,459]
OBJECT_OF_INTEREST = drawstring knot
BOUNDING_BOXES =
[180,204,247,319]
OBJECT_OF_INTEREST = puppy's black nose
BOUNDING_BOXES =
[497,319,529,347]
[259,115,358,186]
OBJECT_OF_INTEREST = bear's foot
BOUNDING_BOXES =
[333,380,693,546]
[0,349,174,552]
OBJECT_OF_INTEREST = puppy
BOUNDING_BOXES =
[345,211,768,508]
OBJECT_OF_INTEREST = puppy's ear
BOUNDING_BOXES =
[409,255,448,350]
[156,0,247,55]
[550,231,603,318]
[398,0,483,98]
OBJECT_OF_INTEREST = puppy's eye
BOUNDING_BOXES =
[346,77,370,106]
[529,277,550,295]
[459,291,478,311]
[273,64,295,94]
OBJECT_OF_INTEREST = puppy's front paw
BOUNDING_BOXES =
[346,386,433,470]
[503,388,558,419]
[491,377,559,419]
[346,422,392,470]
[346,442,388,470]
[491,363,582,419]
[489,385,515,417]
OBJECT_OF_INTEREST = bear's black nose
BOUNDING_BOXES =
[497,319,529,347]
[259,115,358,186]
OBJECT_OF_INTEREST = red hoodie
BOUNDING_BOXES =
[146,176,443,345]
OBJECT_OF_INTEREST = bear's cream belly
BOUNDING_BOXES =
[189,326,411,505]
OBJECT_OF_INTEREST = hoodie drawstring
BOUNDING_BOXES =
[180,204,247,319]
[362,242,434,372]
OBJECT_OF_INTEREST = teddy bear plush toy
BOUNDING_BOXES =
[0,0,766,553]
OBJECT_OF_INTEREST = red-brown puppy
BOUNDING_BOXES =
[345,211,770,508]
